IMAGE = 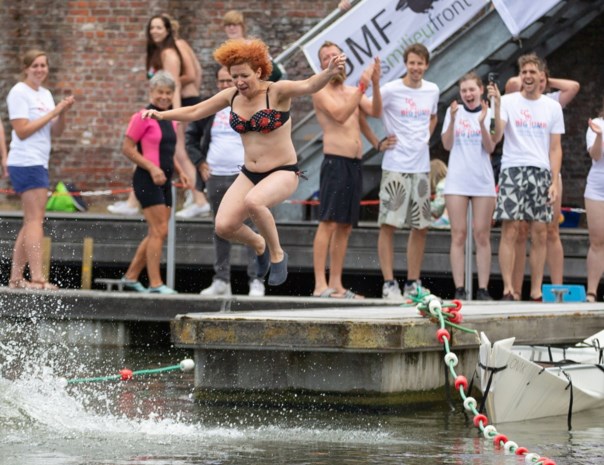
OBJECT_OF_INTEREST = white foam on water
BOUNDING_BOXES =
[0,366,399,448]
[0,316,403,462]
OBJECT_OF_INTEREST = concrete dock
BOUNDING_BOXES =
[0,287,387,346]
[171,302,604,408]
[1,285,602,407]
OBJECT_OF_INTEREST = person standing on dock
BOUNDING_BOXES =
[0,116,7,179]
[141,38,347,288]
[120,71,191,294]
[441,72,497,301]
[375,43,439,301]
[505,67,580,300]
[585,108,604,303]
[311,41,385,299]
[489,53,565,301]
[6,49,75,290]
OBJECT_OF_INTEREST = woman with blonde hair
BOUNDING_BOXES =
[222,10,284,82]
[143,38,346,287]
[6,49,75,289]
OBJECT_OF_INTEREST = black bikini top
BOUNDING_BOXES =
[229,86,290,134]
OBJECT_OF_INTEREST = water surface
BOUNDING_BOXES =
[1,320,602,465]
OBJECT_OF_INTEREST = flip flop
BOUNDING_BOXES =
[313,288,336,298]
[331,289,365,300]
[268,252,288,286]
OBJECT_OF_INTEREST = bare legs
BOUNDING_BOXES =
[585,198,604,301]
[546,177,564,285]
[215,170,298,267]
[512,176,564,297]
[313,221,354,295]
[447,195,495,290]
[9,188,49,287]
[511,221,529,299]
[378,224,427,282]
[500,219,548,299]
[124,204,170,287]
[528,221,547,299]
[499,220,519,297]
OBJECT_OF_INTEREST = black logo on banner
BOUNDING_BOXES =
[397,0,437,14]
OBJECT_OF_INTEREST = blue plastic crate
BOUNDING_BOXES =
[542,284,586,303]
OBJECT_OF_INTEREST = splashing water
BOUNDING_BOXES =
[0,316,407,465]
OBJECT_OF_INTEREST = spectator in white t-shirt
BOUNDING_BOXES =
[505,68,579,299]
[442,71,497,301]
[489,53,564,301]
[6,49,75,290]
[585,110,604,302]
[376,43,439,301]
[0,117,7,178]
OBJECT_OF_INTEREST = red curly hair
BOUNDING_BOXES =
[213,38,273,80]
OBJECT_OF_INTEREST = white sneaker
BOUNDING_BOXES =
[248,278,265,297]
[183,190,194,208]
[200,279,231,296]
[382,281,404,301]
[403,280,428,299]
[107,201,139,215]
[176,203,211,219]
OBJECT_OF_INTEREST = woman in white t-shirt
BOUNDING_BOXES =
[6,49,74,290]
[585,113,604,302]
[441,72,496,301]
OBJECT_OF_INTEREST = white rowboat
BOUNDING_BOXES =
[477,330,604,425]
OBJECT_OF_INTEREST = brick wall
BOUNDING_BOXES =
[0,0,333,192]
[546,13,604,208]
[0,1,602,210]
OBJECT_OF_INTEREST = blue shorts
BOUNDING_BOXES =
[8,165,49,193]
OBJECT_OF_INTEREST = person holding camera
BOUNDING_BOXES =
[489,54,565,301]
[441,71,497,300]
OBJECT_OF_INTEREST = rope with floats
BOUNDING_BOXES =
[64,359,195,385]
[406,288,558,465]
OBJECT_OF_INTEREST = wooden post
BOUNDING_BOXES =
[42,236,52,281]
[81,237,94,290]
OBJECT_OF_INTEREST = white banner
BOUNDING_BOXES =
[492,0,562,37]
[303,0,488,87]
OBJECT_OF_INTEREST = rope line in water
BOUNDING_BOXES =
[66,359,195,385]
[407,288,558,465]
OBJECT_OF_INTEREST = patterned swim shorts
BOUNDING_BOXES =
[494,166,553,223]
[378,170,431,229]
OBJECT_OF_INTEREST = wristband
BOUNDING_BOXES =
[358,82,367,94]
[376,137,387,151]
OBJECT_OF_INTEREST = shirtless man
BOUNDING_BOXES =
[311,41,386,298]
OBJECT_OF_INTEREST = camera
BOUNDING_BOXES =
[488,72,499,87]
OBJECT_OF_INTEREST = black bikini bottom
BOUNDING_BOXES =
[241,164,302,185]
